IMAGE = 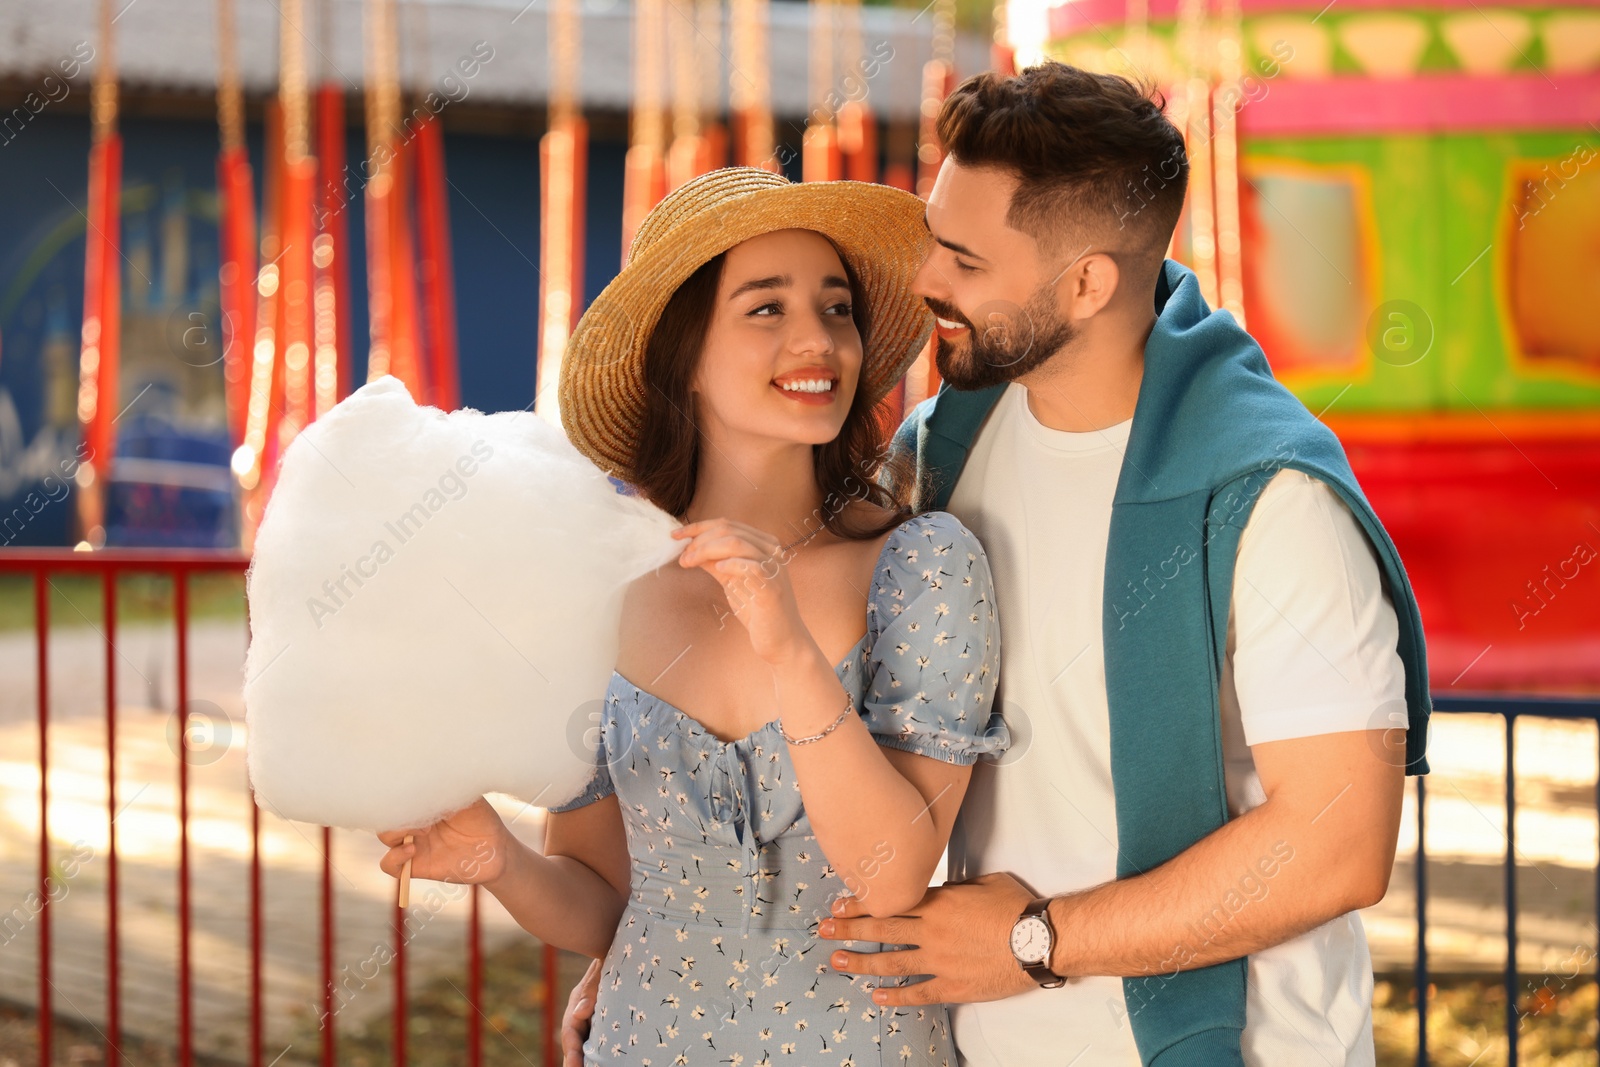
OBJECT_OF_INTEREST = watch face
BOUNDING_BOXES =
[1010,915,1051,965]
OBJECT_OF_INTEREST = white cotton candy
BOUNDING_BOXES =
[243,375,682,832]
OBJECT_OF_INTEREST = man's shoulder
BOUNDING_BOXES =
[1235,468,1384,587]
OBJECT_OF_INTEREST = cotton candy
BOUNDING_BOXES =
[243,375,682,832]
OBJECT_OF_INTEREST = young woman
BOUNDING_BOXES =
[377,167,1007,1065]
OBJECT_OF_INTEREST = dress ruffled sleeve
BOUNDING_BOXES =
[548,722,616,812]
[858,511,1007,765]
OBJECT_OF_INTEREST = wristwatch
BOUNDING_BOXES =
[1009,897,1067,988]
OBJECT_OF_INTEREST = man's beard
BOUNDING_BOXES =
[927,285,1077,391]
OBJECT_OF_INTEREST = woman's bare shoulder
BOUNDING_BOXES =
[620,553,707,614]
[615,555,726,673]
[827,500,914,583]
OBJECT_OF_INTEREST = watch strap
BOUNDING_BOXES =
[1025,960,1067,988]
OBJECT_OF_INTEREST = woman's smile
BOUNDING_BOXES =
[772,366,840,406]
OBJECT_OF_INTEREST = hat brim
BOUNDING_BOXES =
[558,176,934,478]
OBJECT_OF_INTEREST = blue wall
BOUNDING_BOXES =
[0,110,633,546]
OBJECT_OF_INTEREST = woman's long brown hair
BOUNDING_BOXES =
[628,246,919,543]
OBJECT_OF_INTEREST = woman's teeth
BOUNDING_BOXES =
[778,379,834,393]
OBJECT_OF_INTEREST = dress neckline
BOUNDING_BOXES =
[608,513,926,749]
[609,632,869,748]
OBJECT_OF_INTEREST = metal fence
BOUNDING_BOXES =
[0,548,562,1067]
[4,548,1597,1066]
[1422,694,1600,1067]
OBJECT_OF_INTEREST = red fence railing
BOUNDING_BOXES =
[0,548,562,1067]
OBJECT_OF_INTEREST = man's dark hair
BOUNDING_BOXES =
[935,62,1189,280]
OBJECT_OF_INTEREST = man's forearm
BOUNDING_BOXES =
[817,731,1403,1009]
[1045,793,1384,979]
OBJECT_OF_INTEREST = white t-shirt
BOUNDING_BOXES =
[942,382,1406,1067]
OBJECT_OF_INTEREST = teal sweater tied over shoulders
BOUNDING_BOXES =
[889,258,1431,1066]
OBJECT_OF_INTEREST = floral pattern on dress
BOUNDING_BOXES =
[551,510,1005,1065]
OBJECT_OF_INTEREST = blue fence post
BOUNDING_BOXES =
[1415,773,1428,1067]
[1504,713,1519,1067]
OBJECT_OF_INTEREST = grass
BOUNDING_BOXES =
[0,572,247,634]
[278,940,590,1067]
[1374,974,1598,1066]
[4,960,1595,1065]
[302,952,1600,1067]
[0,999,241,1067]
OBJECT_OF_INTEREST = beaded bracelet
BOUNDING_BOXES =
[779,694,856,745]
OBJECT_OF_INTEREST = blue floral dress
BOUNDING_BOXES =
[551,510,1007,1066]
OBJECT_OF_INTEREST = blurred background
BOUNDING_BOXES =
[0,0,1595,1063]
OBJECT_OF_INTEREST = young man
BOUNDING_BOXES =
[813,63,1430,1066]
[564,63,1429,1066]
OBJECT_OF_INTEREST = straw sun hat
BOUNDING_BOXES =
[557,167,935,478]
